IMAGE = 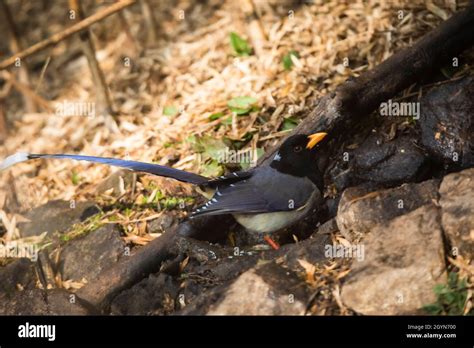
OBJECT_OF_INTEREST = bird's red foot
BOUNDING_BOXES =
[264,236,280,250]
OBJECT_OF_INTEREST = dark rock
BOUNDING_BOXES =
[170,237,229,264]
[439,168,474,261]
[178,234,328,315]
[341,205,446,315]
[110,273,180,315]
[315,218,339,235]
[174,251,260,314]
[205,262,309,315]
[0,288,89,315]
[0,259,91,315]
[179,261,309,315]
[353,135,427,185]
[18,200,100,237]
[278,233,329,272]
[193,252,258,282]
[230,224,269,247]
[324,197,340,218]
[96,169,136,197]
[0,289,47,315]
[420,76,474,168]
[328,165,355,193]
[44,289,91,315]
[59,224,125,282]
[0,258,37,297]
[336,179,439,241]
[147,213,176,233]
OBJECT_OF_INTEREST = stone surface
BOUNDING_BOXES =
[336,179,439,241]
[18,200,100,237]
[59,224,125,282]
[0,289,47,315]
[439,168,474,261]
[147,214,176,233]
[353,135,427,185]
[315,218,339,235]
[279,233,330,272]
[0,253,97,315]
[206,262,307,315]
[420,76,474,168]
[176,231,328,315]
[341,205,446,315]
[0,288,89,315]
[110,273,180,315]
[96,169,136,197]
[0,258,37,296]
[46,289,91,314]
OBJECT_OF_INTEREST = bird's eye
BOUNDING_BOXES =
[294,145,303,153]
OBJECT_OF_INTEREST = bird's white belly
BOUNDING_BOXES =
[233,192,316,234]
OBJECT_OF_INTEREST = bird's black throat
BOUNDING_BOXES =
[270,156,323,191]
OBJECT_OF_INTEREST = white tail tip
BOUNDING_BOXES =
[0,152,30,171]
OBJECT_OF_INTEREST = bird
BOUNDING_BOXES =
[0,132,327,245]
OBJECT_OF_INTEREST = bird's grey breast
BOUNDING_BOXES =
[231,166,321,233]
[250,165,317,211]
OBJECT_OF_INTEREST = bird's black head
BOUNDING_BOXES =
[270,132,327,183]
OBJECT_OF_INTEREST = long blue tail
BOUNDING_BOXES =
[0,152,208,185]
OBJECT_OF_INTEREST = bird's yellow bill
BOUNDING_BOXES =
[306,132,327,149]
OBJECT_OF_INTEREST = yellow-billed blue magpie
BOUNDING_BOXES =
[0,132,327,235]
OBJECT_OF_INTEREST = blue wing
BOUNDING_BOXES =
[191,180,271,217]
[191,166,317,217]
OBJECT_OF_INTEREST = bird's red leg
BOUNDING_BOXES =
[264,235,280,250]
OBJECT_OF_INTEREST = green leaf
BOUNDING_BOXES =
[228,96,258,115]
[229,108,247,115]
[209,112,224,121]
[161,197,179,210]
[448,271,459,287]
[222,116,233,125]
[281,117,298,131]
[422,304,442,315]
[230,32,252,56]
[71,171,80,185]
[163,105,179,117]
[228,96,257,109]
[230,132,254,150]
[433,284,446,295]
[422,272,471,315]
[458,278,468,290]
[444,292,457,305]
[202,136,227,161]
[186,135,204,152]
[200,160,224,177]
[187,135,228,162]
[282,50,299,70]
